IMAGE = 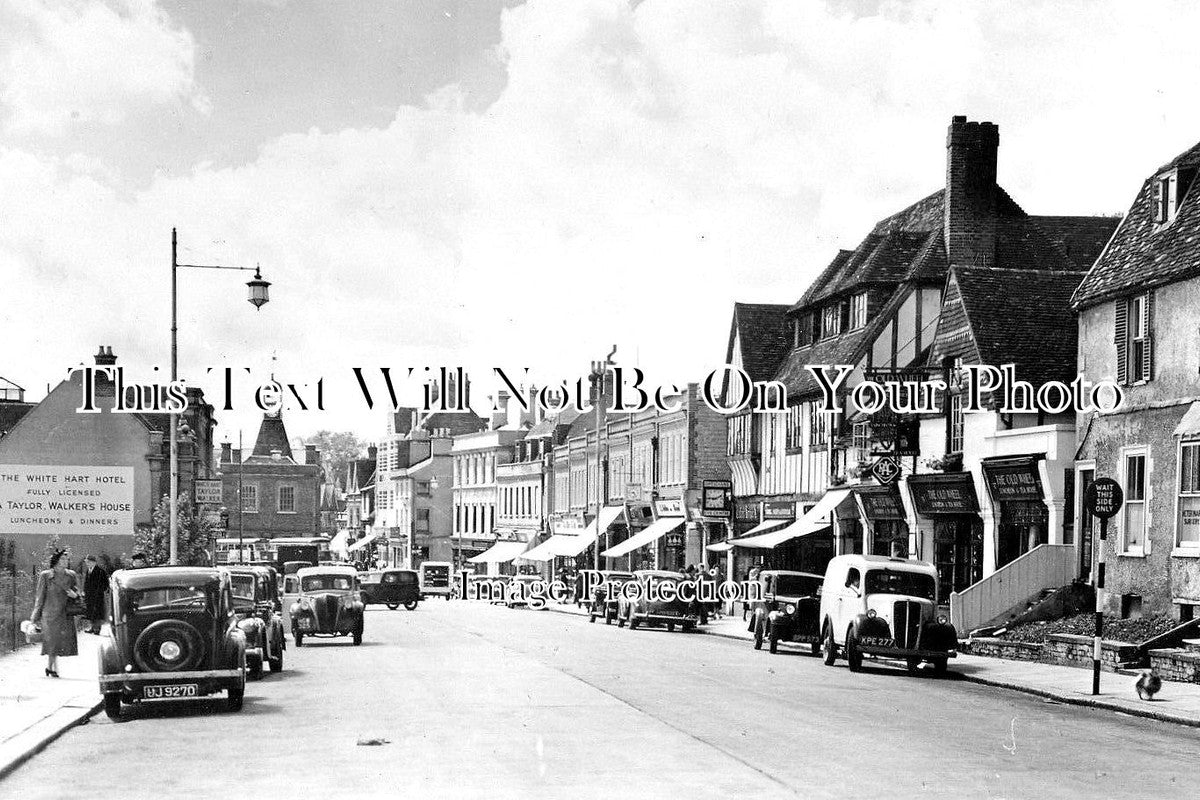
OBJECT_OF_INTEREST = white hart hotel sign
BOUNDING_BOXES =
[0,465,135,536]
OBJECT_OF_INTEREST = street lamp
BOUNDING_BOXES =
[170,228,270,565]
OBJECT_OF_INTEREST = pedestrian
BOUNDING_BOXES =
[129,551,148,569]
[706,563,723,620]
[30,548,81,678]
[744,564,762,621]
[81,554,109,634]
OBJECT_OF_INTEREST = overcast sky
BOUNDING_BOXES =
[4,0,1200,447]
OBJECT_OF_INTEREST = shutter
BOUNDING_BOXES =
[1143,291,1154,381]
[1114,298,1128,385]
[1153,179,1165,223]
[1168,175,1178,220]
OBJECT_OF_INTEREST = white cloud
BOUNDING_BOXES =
[6,0,1200,439]
[0,0,206,135]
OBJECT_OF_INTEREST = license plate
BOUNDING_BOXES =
[143,684,198,699]
[860,637,894,647]
[298,618,313,630]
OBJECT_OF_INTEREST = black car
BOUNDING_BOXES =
[618,570,699,632]
[749,570,824,654]
[360,568,421,610]
[586,570,635,624]
[290,566,365,645]
[227,565,286,678]
[98,566,247,720]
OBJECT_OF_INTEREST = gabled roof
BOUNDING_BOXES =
[1072,140,1200,309]
[0,401,35,438]
[247,413,295,463]
[416,409,487,436]
[933,267,1086,388]
[725,302,791,384]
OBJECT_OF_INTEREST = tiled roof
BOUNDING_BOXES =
[1072,140,1200,309]
[417,410,487,436]
[248,413,294,462]
[0,402,34,438]
[726,302,791,383]
[350,458,376,490]
[1028,216,1120,269]
[937,267,1086,388]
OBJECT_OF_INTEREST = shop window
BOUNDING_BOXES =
[1122,449,1147,554]
[1178,442,1200,549]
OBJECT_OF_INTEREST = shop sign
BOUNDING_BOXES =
[1084,477,1124,520]
[701,480,732,518]
[858,488,904,520]
[0,464,135,536]
[762,500,796,520]
[665,531,684,549]
[871,456,902,486]
[1001,501,1048,526]
[909,475,980,515]
[1178,496,1200,538]
[734,501,759,523]
[983,461,1044,503]
[625,482,645,502]
[654,499,684,518]
[194,479,223,505]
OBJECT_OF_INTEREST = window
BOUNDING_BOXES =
[416,508,430,533]
[417,481,431,497]
[810,404,829,447]
[241,484,258,513]
[797,313,817,347]
[728,413,754,456]
[849,293,867,330]
[1178,442,1200,549]
[852,421,869,454]
[786,404,803,450]
[821,305,841,340]
[950,394,964,453]
[1115,293,1154,385]
[1123,449,1147,553]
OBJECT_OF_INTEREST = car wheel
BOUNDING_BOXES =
[404,601,418,611]
[906,657,922,675]
[353,621,364,646]
[667,622,675,632]
[846,627,863,672]
[753,618,764,650]
[268,645,283,673]
[931,657,948,676]
[294,630,303,647]
[386,604,399,610]
[629,614,640,631]
[605,606,614,625]
[227,680,245,712]
[617,607,626,628]
[769,633,779,655]
[248,654,264,680]
[821,623,838,666]
[103,693,123,721]
[810,642,822,657]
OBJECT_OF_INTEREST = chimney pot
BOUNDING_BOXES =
[221,442,232,463]
[944,115,999,268]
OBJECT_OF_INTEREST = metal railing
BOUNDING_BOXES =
[949,544,1076,636]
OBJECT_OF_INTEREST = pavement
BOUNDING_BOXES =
[3,603,1200,797]
[0,628,103,780]
[544,600,1200,728]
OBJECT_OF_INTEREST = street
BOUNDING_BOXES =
[4,602,1200,799]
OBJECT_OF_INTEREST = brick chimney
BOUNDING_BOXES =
[305,444,319,465]
[520,385,539,427]
[491,390,510,429]
[368,445,378,462]
[220,442,232,463]
[231,447,241,464]
[944,115,998,267]
[94,345,116,366]
[393,408,417,435]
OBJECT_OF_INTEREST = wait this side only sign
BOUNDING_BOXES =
[1083,476,1124,696]
[0,465,135,536]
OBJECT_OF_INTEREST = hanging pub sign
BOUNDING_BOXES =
[654,498,684,518]
[734,501,759,523]
[908,474,980,515]
[762,500,796,520]
[983,459,1045,503]
[701,479,732,518]
[857,486,905,520]
[871,456,902,486]
[665,531,685,549]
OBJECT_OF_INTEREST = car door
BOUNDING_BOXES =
[281,574,301,634]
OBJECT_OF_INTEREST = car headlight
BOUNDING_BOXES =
[785,604,796,615]
[937,614,948,625]
[866,608,877,618]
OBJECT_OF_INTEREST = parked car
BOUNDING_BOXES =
[748,570,824,654]
[289,566,365,646]
[227,565,286,677]
[468,573,512,604]
[98,566,247,720]
[618,570,699,632]
[504,574,546,608]
[360,568,421,610]
[586,570,635,624]
[419,561,453,600]
[818,555,957,675]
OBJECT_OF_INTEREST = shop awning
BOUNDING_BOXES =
[907,473,980,515]
[583,505,627,539]
[518,535,586,562]
[706,541,734,552]
[732,489,850,549]
[740,518,789,537]
[347,532,380,553]
[601,517,684,558]
[467,540,529,563]
[1176,401,1200,437]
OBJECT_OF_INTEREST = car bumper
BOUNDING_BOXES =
[634,613,698,625]
[858,644,957,660]
[99,669,243,697]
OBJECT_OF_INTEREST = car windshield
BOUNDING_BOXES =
[230,575,256,604]
[383,572,416,584]
[774,574,822,597]
[647,575,681,589]
[864,569,935,600]
[301,575,354,592]
[130,586,212,612]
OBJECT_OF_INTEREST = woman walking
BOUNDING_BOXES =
[30,549,80,677]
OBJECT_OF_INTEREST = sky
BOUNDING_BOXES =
[4,0,1200,447]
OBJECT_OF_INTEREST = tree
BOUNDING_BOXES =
[134,492,215,567]
[305,430,366,485]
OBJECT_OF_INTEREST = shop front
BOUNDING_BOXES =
[981,455,1049,570]
[904,473,982,604]
[853,485,909,558]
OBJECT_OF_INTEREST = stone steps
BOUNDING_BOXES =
[1181,638,1200,653]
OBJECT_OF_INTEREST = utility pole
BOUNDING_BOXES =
[590,347,616,571]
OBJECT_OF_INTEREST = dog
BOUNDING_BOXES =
[1135,668,1162,701]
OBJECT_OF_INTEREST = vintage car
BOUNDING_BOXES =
[748,570,824,655]
[617,570,699,632]
[98,566,247,720]
[419,561,453,600]
[227,565,286,677]
[360,568,421,610]
[818,555,957,675]
[467,573,513,604]
[289,566,365,646]
[504,574,547,608]
[586,570,636,624]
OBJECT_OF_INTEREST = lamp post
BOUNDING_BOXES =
[590,347,616,572]
[170,228,270,564]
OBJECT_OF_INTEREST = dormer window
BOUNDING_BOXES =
[849,292,867,330]
[797,312,816,347]
[1152,168,1194,225]
[821,305,841,339]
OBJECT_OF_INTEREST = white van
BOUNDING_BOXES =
[818,554,957,675]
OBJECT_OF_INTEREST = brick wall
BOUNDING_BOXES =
[1148,649,1200,683]
[964,638,1044,662]
[1043,633,1141,672]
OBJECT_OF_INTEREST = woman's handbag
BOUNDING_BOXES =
[20,620,44,644]
[64,596,86,617]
